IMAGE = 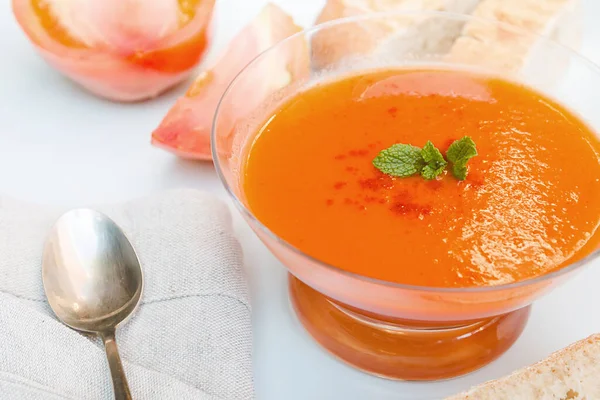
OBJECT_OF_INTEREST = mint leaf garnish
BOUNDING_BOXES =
[421,141,447,180]
[446,136,478,180]
[372,144,425,177]
[372,137,477,181]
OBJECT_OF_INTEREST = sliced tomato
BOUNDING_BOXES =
[12,0,215,102]
[151,3,306,160]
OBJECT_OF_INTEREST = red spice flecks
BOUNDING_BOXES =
[359,178,379,191]
[389,192,432,216]
[334,154,347,160]
[466,174,485,190]
[333,181,347,190]
[345,166,359,174]
[341,198,367,211]
[326,199,334,206]
[390,202,432,216]
[359,173,394,191]
[364,196,386,204]
[348,149,369,157]
[387,106,398,117]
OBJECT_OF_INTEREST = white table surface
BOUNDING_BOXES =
[2,1,600,399]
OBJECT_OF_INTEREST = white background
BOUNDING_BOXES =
[2,1,600,399]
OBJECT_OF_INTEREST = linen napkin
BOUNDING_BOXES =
[0,189,253,400]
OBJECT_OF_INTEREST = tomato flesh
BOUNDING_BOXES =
[29,0,209,74]
[151,4,306,160]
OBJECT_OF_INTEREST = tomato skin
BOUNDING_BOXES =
[12,0,216,102]
[151,4,307,160]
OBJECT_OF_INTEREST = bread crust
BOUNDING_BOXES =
[447,0,582,72]
[445,334,600,400]
[311,0,482,67]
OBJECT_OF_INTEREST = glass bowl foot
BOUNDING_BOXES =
[289,275,530,381]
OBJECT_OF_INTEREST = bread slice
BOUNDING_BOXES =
[445,334,600,400]
[312,0,483,68]
[447,0,582,74]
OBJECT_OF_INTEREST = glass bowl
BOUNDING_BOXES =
[212,11,600,381]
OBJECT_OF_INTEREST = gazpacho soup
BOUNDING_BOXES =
[243,68,600,288]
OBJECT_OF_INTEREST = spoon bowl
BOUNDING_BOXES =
[42,209,143,400]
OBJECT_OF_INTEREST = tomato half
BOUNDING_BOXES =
[12,0,215,102]
[151,3,306,160]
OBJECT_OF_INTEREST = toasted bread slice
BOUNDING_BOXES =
[445,334,600,400]
[447,0,582,74]
[312,0,482,68]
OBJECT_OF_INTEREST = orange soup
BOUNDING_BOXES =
[243,68,600,288]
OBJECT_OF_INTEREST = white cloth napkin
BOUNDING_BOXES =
[0,189,253,400]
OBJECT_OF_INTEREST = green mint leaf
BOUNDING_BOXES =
[372,144,425,177]
[446,136,478,180]
[421,165,445,180]
[420,141,447,180]
[452,163,468,181]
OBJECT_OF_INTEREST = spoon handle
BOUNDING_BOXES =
[101,330,133,400]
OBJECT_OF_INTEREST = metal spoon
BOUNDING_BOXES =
[42,209,143,400]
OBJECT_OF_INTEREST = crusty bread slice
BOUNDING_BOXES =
[312,0,483,67]
[445,334,600,400]
[447,0,582,73]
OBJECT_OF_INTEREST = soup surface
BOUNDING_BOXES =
[243,68,600,287]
